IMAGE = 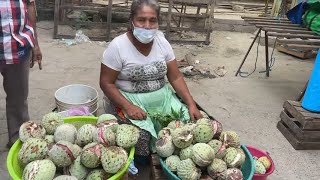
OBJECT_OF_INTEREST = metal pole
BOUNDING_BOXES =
[235,28,262,76]
[265,30,269,77]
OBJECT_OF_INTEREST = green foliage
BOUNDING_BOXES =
[148,107,187,128]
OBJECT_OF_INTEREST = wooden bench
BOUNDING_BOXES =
[53,0,130,41]
[235,16,320,77]
[161,0,215,45]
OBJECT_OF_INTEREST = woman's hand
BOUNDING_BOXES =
[188,104,202,121]
[124,104,147,120]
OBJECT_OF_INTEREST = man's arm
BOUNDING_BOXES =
[27,1,39,47]
[27,0,42,69]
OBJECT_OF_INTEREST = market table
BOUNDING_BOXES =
[235,16,320,77]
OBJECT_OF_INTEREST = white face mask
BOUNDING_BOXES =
[132,23,158,44]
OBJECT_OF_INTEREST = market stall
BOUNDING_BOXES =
[6,84,276,180]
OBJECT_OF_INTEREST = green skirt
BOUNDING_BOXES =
[120,84,190,139]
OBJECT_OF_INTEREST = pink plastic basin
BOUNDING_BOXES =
[246,145,275,180]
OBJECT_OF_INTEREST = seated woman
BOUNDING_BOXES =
[99,0,202,157]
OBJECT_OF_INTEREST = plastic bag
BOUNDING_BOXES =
[75,30,91,43]
[128,162,138,175]
[65,106,93,117]
[286,2,307,25]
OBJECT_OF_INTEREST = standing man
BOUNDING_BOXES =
[0,0,42,148]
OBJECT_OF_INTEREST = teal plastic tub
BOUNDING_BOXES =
[159,144,254,180]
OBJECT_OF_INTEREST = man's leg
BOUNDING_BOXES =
[3,58,30,145]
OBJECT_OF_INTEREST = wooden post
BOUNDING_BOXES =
[181,4,186,27]
[267,32,320,39]
[53,0,60,39]
[263,28,316,35]
[264,0,269,16]
[242,16,289,20]
[271,0,283,17]
[178,4,184,27]
[280,44,320,50]
[196,5,201,14]
[60,0,66,22]
[281,0,288,17]
[166,0,173,41]
[205,0,213,45]
[246,19,292,24]
[106,0,113,41]
[249,22,300,27]
[277,39,320,45]
[256,24,307,30]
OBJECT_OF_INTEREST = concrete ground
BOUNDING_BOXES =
[1,20,319,180]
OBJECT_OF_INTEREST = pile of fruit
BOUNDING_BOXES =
[17,112,139,180]
[155,112,246,180]
[253,156,272,175]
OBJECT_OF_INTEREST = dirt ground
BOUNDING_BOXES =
[1,19,320,180]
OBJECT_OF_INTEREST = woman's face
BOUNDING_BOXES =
[132,5,158,29]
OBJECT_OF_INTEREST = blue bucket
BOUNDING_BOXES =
[302,49,320,112]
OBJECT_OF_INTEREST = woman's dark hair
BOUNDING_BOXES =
[130,0,160,20]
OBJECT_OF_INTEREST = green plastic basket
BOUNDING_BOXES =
[7,116,135,180]
[159,144,254,180]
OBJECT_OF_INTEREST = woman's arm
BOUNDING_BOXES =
[99,64,147,120]
[166,60,202,121]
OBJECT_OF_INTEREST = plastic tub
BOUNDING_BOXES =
[159,144,255,180]
[246,145,275,180]
[7,116,134,180]
[54,84,99,115]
